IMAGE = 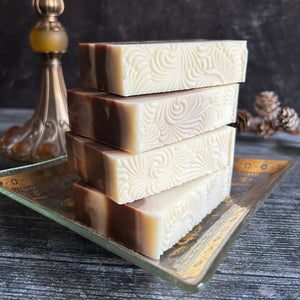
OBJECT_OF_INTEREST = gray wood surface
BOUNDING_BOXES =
[0,108,299,299]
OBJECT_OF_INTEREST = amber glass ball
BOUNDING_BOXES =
[38,143,57,156]
[30,29,68,52]
[1,126,21,145]
[12,141,30,154]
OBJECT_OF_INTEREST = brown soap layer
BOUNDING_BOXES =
[66,131,109,193]
[74,181,156,255]
[95,44,108,91]
[74,180,92,227]
[68,88,133,151]
[79,44,94,88]
[79,44,109,91]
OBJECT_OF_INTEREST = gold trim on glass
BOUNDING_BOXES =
[0,156,296,293]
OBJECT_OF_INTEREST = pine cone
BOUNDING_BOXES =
[257,118,278,138]
[236,109,254,133]
[254,91,281,120]
[278,107,299,131]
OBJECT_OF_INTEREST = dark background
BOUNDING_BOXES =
[0,0,299,115]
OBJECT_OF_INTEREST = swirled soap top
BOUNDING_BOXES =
[79,40,248,97]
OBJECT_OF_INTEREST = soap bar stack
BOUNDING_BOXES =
[66,40,248,259]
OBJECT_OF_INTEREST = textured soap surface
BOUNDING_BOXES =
[74,166,232,259]
[66,126,235,204]
[68,84,239,153]
[79,40,248,96]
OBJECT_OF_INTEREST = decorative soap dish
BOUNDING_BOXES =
[0,155,295,293]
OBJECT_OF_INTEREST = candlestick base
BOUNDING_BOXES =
[0,53,69,162]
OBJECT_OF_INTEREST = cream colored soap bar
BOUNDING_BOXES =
[74,166,232,259]
[68,84,239,153]
[79,40,248,96]
[66,126,236,204]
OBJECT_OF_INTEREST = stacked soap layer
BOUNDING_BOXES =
[74,166,232,259]
[68,84,239,153]
[79,40,248,96]
[66,126,235,204]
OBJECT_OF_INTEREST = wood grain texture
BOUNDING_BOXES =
[0,109,299,299]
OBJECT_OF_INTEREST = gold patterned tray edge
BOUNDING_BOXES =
[0,155,297,293]
[196,160,296,291]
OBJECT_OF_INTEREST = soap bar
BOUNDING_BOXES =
[79,40,248,96]
[74,166,232,259]
[68,84,239,153]
[66,126,235,204]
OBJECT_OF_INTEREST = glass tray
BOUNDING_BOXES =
[0,155,296,293]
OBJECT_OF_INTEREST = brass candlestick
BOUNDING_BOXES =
[0,0,69,162]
